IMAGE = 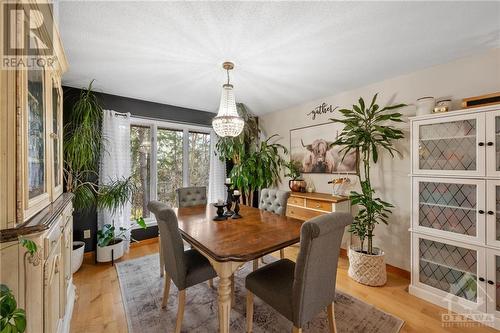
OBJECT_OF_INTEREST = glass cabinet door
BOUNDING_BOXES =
[486,249,500,318]
[51,76,63,199]
[413,177,485,244]
[414,234,486,311]
[412,113,485,176]
[486,110,500,177]
[486,180,500,248]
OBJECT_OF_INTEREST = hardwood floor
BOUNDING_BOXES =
[70,239,496,333]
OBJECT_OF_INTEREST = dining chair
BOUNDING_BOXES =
[258,188,290,261]
[159,186,208,277]
[149,201,217,333]
[245,212,353,333]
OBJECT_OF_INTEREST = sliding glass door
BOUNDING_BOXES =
[130,119,211,221]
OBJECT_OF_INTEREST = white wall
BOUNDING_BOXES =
[260,48,500,270]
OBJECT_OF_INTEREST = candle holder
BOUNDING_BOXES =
[224,183,234,216]
[213,203,228,221]
[232,194,242,219]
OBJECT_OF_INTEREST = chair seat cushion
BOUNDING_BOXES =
[245,259,295,321]
[184,249,217,289]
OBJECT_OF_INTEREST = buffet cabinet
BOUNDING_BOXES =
[409,105,500,330]
[0,1,74,332]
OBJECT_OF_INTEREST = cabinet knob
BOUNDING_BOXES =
[479,210,485,214]
[479,277,485,282]
[478,142,485,146]
[488,211,495,215]
[488,280,495,285]
[487,142,494,146]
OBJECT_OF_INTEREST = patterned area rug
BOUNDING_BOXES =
[116,254,404,333]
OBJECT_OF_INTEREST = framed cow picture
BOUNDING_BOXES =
[290,122,357,174]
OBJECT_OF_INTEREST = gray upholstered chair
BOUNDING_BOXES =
[159,186,208,277]
[176,186,207,207]
[258,188,290,259]
[148,201,217,333]
[245,212,352,333]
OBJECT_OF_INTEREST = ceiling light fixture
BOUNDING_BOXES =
[212,61,244,137]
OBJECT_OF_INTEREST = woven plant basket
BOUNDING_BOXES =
[348,246,387,286]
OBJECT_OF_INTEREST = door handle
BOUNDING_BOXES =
[479,277,485,282]
[479,210,485,214]
[488,211,495,215]
[478,142,485,146]
[487,142,494,146]
[488,280,495,285]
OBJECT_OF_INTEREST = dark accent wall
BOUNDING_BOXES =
[63,86,215,252]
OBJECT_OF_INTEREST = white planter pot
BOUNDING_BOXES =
[348,245,387,286]
[71,241,85,274]
[416,96,435,116]
[96,239,124,263]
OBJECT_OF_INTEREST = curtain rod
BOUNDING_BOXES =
[130,114,212,128]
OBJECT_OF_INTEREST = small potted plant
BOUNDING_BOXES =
[96,217,146,263]
[285,160,305,192]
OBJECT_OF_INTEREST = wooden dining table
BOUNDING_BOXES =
[174,203,304,333]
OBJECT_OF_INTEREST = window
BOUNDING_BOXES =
[157,128,183,207]
[129,119,211,221]
[130,125,151,219]
[188,132,210,187]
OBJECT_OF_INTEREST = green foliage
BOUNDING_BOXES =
[0,284,26,333]
[330,94,406,255]
[284,160,302,180]
[64,80,136,213]
[19,239,37,256]
[97,218,147,247]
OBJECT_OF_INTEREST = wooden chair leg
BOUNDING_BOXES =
[208,278,214,288]
[292,327,302,333]
[327,302,337,333]
[159,235,165,277]
[175,290,186,333]
[231,274,235,304]
[280,249,285,259]
[161,273,171,309]
[253,259,258,271]
[246,291,254,333]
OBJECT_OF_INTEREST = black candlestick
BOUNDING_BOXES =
[232,194,242,219]
[224,183,234,216]
[213,203,227,221]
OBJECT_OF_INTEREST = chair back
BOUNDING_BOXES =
[148,201,188,289]
[258,188,290,216]
[292,212,353,327]
[176,186,207,207]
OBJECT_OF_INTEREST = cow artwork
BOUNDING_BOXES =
[290,123,357,174]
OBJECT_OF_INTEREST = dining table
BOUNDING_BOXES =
[174,203,304,333]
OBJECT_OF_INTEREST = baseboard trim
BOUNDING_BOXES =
[339,248,410,280]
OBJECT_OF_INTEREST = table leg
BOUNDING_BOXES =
[209,260,242,333]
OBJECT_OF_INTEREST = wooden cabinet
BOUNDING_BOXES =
[286,192,350,220]
[0,1,73,332]
[410,106,500,330]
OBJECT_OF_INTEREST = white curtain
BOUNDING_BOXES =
[208,130,226,204]
[98,110,132,251]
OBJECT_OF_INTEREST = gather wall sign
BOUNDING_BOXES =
[307,102,339,120]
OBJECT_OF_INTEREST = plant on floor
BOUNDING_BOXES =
[216,104,287,206]
[64,80,136,212]
[330,94,406,255]
[0,284,26,333]
[97,217,147,247]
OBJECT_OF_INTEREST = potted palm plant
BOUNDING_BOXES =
[330,94,406,286]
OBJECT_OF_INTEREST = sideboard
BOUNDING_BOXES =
[286,192,351,220]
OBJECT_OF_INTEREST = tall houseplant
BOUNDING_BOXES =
[330,93,405,286]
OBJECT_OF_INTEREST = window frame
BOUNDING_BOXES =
[130,117,211,227]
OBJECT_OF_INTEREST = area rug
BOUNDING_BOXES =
[116,254,404,333]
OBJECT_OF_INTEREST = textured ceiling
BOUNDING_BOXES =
[59,1,500,115]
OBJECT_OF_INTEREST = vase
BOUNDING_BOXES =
[348,245,387,286]
[416,97,435,116]
[289,179,306,192]
[96,238,124,263]
[71,241,85,274]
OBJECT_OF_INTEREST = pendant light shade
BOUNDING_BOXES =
[212,62,244,137]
